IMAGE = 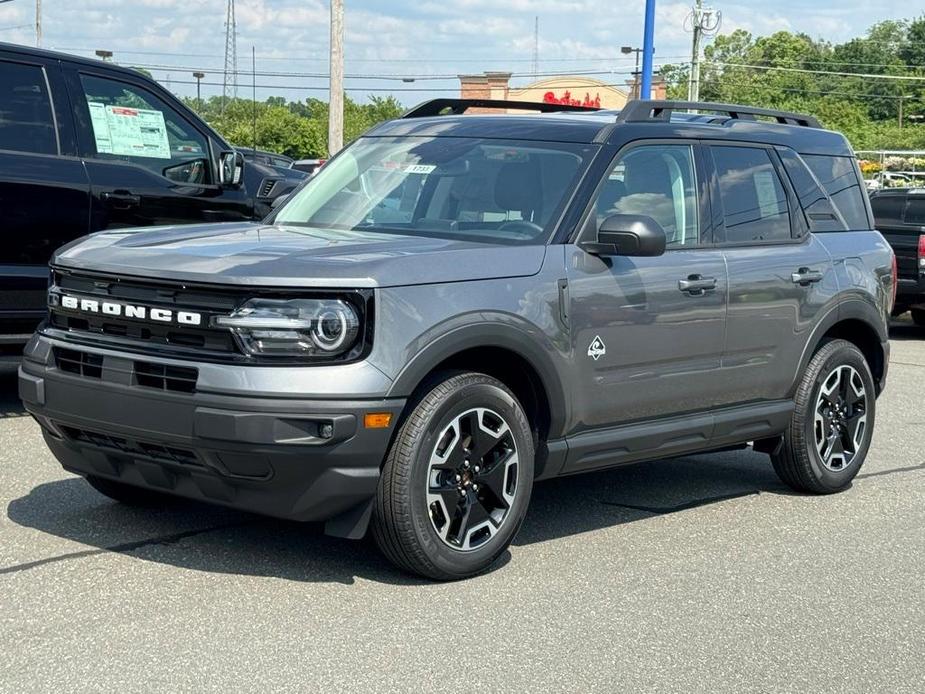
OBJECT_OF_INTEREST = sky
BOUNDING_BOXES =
[0,0,918,104]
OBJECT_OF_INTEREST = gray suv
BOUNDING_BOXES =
[19,99,895,580]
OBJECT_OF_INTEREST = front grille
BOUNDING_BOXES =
[61,425,201,467]
[48,271,241,358]
[135,361,198,393]
[54,348,103,379]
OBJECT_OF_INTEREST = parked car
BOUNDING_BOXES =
[870,188,925,324]
[20,98,893,580]
[292,158,325,175]
[0,42,293,364]
[236,147,294,170]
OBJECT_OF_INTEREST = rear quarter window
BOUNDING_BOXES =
[801,154,870,230]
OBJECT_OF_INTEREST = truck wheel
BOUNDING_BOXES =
[911,309,925,326]
[371,372,534,580]
[86,475,172,507]
[771,339,875,494]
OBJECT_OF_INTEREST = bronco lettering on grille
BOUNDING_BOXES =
[57,294,202,326]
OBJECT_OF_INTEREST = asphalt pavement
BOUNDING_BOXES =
[1,326,923,693]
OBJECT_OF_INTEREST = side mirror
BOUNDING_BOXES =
[270,193,289,210]
[582,214,667,257]
[219,150,245,188]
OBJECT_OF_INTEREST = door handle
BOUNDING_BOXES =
[791,268,824,286]
[101,190,141,209]
[678,275,717,296]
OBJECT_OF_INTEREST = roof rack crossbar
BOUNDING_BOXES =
[402,98,601,119]
[617,100,822,129]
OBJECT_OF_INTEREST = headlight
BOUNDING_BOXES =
[213,298,361,358]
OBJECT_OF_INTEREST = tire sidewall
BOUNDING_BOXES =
[802,343,876,488]
[406,379,534,578]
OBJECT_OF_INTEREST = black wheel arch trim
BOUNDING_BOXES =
[386,322,570,440]
[790,299,889,398]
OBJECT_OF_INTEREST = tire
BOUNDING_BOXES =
[371,372,534,580]
[911,309,925,326]
[771,339,876,494]
[86,475,173,507]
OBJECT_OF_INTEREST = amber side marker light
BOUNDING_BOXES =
[364,413,393,429]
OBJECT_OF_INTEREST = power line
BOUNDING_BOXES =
[122,62,639,81]
[707,61,925,82]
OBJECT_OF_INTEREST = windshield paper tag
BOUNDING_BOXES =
[88,102,171,159]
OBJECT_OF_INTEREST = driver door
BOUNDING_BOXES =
[564,142,728,465]
[65,67,251,230]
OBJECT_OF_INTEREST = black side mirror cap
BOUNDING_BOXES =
[582,213,667,257]
[219,150,245,189]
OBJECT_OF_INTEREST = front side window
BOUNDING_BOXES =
[79,74,211,184]
[0,61,56,155]
[275,136,594,245]
[593,144,700,248]
[712,146,791,243]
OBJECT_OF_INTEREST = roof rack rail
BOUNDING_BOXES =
[617,100,822,129]
[402,98,601,119]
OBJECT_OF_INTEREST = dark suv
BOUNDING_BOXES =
[0,43,295,363]
[869,188,925,325]
[19,99,894,580]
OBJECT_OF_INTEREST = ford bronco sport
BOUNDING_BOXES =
[19,99,894,580]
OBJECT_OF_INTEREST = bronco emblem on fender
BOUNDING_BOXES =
[588,335,606,361]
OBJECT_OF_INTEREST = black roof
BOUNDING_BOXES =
[0,41,155,81]
[369,98,853,156]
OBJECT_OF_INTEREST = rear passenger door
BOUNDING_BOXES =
[710,143,836,406]
[0,52,90,336]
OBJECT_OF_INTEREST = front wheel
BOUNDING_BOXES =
[771,339,876,494]
[371,372,534,580]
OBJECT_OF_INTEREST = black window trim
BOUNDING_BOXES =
[68,67,219,188]
[572,138,715,251]
[705,140,806,249]
[0,55,61,157]
[799,152,874,231]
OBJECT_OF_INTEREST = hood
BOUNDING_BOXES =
[51,222,547,288]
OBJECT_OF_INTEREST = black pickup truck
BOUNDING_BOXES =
[870,189,925,324]
[0,42,298,366]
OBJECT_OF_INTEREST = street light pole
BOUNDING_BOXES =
[35,0,40,47]
[621,46,642,99]
[193,71,205,108]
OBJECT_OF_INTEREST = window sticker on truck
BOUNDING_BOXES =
[87,102,171,160]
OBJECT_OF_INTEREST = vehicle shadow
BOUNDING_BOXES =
[889,319,925,341]
[4,448,791,585]
[0,372,26,419]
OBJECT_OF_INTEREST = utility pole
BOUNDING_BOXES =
[328,0,344,155]
[532,16,539,78]
[222,0,238,112]
[35,0,41,47]
[687,0,702,102]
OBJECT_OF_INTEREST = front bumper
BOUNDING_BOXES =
[19,336,405,534]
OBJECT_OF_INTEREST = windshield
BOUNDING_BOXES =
[274,136,595,245]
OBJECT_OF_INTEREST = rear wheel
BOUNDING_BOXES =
[911,308,925,326]
[86,475,173,507]
[771,339,875,494]
[371,372,534,580]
